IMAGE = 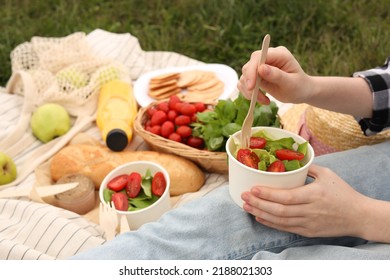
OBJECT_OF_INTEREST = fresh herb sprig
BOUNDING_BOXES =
[191,93,280,152]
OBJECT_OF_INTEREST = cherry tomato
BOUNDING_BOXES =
[176,125,192,138]
[194,102,206,112]
[161,121,175,138]
[267,160,286,172]
[168,132,182,142]
[174,115,191,126]
[149,125,161,135]
[111,192,129,211]
[126,172,142,198]
[186,136,204,149]
[167,109,178,121]
[157,101,170,113]
[249,137,267,149]
[237,149,260,169]
[237,149,251,162]
[107,174,128,192]
[180,103,196,116]
[147,106,157,118]
[275,149,305,161]
[152,172,167,196]
[174,102,184,113]
[150,110,167,126]
[168,95,181,110]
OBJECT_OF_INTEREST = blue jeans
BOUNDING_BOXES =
[71,141,390,260]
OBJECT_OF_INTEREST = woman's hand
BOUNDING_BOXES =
[241,164,368,238]
[237,46,312,105]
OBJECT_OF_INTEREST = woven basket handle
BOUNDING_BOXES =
[0,70,96,190]
[0,71,36,152]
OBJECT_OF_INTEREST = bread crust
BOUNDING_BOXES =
[50,144,205,196]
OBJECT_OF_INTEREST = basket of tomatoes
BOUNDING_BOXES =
[134,94,281,174]
[134,95,229,173]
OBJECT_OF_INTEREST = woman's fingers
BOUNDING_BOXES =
[242,189,308,217]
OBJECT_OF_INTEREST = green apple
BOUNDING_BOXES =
[0,151,17,185]
[56,68,89,88]
[30,103,71,143]
[97,66,120,85]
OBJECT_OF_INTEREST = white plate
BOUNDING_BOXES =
[133,63,239,107]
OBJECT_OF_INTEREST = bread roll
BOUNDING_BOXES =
[50,144,205,196]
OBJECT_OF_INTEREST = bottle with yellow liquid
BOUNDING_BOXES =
[96,80,138,151]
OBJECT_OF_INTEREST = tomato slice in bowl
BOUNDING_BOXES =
[107,174,129,192]
[111,192,129,211]
[267,160,286,172]
[126,172,142,198]
[237,148,260,169]
[249,137,267,149]
[152,171,167,197]
[275,149,305,161]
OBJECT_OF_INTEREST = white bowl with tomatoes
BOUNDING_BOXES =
[99,161,171,230]
[226,126,314,208]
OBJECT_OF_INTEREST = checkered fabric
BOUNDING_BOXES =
[354,56,390,135]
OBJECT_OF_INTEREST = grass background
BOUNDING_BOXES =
[1,0,389,86]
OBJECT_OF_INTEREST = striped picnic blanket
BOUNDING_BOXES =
[0,29,229,260]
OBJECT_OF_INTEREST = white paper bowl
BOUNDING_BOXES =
[99,161,171,230]
[226,126,314,208]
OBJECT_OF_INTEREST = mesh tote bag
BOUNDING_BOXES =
[0,32,129,189]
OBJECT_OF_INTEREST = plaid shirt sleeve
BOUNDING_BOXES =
[353,56,390,135]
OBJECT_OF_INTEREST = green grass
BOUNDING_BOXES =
[1,0,389,86]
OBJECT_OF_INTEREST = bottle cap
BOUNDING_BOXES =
[106,129,128,151]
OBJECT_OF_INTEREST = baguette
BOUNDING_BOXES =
[49,144,205,196]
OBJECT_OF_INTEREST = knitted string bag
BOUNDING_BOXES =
[0,32,129,189]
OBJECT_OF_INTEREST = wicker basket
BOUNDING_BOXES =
[281,104,390,155]
[134,102,229,174]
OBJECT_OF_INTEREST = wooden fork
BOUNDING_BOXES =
[119,215,131,234]
[240,34,271,148]
[99,202,118,241]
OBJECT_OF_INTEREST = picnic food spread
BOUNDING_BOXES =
[0,30,281,260]
[1,58,277,224]
[49,144,205,196]
[140,94,280,152]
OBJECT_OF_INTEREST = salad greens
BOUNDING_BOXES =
[233,129,308,172]
[191,93,280,151]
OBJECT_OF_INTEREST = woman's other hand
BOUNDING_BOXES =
[241,164,368,238]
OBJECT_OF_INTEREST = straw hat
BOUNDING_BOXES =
[281,104,390,156]
[280,103,308,134]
